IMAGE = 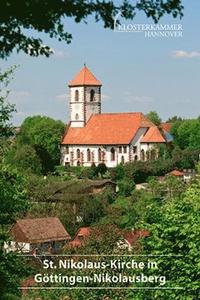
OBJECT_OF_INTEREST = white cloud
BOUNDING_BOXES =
[10,90,31,97]
[9,90,31,104]
[172,50,200,58]
[16,111,27,116]
[102,94,111,101]
[53,49,70,59]
[56,93,68,102]
[124,93,153,104]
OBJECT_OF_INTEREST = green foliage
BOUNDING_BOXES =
[0,66,16,138]
[96,163,107,177]
[0,66,17,163]
[148,175,186,200]
[0,250,30,299]
[146,111,162,126]
[171,118,200,150]
[6,144,42,174]
[117,178,135,197]
[124,159,174,183]
[164,174,186,198]
[137,180,200,299]
[0,164,29,225]
[0,1,183,59]
[0,163,30,298]
[166,115,182,123]
[172,147,199,169]
[82,196,106,225]
[81,224,123,255]
[111,164,125,181]
[16,115,65,173]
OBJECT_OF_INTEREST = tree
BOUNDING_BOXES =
[0,66,17,162]
[17,115,65,173]
[0,1,184,59]
[0,66,16,138]
[146,111,162,126]
[136,180,200,299]
[0,165,30,299]
[6,144,42,174]
[82,197,106,225]
[0,248,30,299]
[171,118,200,150]
[0,165,29,225]
[118,177,135,197]
[166,115,182,123]
[96,162,107,177]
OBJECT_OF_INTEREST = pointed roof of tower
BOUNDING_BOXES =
[69,65,102,87]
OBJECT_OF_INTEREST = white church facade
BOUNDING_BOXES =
[61,65,171,168]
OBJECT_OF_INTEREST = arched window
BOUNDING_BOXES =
[77,149,80,159]
[141,149,145,161]
[151,149,156,160]
[121,156,125,164]
[75,90,79,101]
[134,155,138,161]
[77,160,80,166]
[119,146,122,154]
[98,148,101,162]
[70,151,74,166]
[111,147,115,161]
[87,149,91,162]
[146,150,150,160]
[75,113,79,120]
[90,89,95,102]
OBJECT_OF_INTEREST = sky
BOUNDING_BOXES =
[1,0,200,126]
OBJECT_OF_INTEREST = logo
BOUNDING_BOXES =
[114,11,183,38]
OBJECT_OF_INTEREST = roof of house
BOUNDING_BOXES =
[11,217,71,243]
[62,112,154,145]
[69,65,102,86]
[76,227,91,237]
[123,229,150,246]
[141,126,166,143]
[67,227,91,248]
[169,170,184,177]
[161,122,172,133]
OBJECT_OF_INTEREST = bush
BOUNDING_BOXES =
[117,178,135,196]
[6,144,42,174]
[96,163,107,177]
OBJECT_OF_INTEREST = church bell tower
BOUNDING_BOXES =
[68,65,102,128]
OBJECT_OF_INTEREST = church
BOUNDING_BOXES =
[61,65,171,167]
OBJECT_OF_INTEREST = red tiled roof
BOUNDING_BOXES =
[77,227,91,237]
[62,113,154,145]
[123,229,150,246]
[69,65,101,86]
[170,170,184,177]
[11,217,71,243]
[67,227,91,248]
[161,122,172,133]
[141,126,166,143]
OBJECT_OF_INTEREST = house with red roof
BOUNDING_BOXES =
[4,217,71,254]
[117,229,150,251]
[61,65,169,167]
[66,227,91,248]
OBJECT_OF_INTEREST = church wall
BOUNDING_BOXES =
[130,127,148,161]
[61,144,130,168]
[70,86,85,127]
